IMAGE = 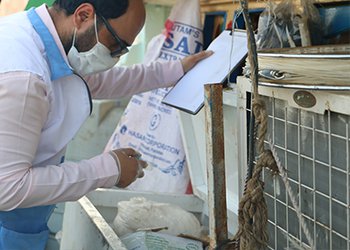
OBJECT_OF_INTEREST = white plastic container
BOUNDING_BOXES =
[60,189,205,250]
[60,87,242,249]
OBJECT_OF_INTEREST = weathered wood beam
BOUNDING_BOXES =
[204,83,228,249]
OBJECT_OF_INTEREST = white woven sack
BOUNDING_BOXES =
[112,197,201,238]
[105,0,203,193]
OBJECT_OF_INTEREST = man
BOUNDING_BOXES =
[0,0,212,249]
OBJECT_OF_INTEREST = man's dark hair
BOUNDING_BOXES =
[53,0,129,19]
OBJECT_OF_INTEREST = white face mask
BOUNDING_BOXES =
[67,15,119,76]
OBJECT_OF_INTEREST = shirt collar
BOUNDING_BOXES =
[27,5,73,80]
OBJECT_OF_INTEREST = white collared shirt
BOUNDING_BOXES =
[0,5,184,210]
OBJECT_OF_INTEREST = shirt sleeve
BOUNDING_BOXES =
[85,60,184,99]
[0,72,119,211]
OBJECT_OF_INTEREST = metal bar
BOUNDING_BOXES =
[247,107,256,181]
[285,105,290,250]
[258,82,350,91]
[272,98,278,249]
[239,0,259,186]
[297,110,302,245]
[328,111,333,249]
[258,53,350,59]
[61,197,128,250]
[204,83,228,249]
[347,123,350,249]
[312,115,317,248]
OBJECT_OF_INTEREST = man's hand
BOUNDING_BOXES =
[110,148,148,188]
[181,50,214,73]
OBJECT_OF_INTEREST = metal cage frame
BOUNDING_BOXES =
[237,77,350,250]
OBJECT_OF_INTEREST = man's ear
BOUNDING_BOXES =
[72,3,95,29]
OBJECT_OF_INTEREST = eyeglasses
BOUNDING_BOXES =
[98,14,129,58]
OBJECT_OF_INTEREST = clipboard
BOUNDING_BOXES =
[162,29,248,115]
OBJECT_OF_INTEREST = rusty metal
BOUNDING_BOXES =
[239,0,259,186]
[204,84,228,249]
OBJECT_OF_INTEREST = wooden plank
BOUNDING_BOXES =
[204,84,228,249]
[259,44,350,54]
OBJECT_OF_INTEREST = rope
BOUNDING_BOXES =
[230,100,279,250]
[229,1,279,250]
[219,1,315,249]
[268,138,315,250]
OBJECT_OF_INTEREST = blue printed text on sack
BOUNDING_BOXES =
[128,130,180,155]
[162,22,203,58]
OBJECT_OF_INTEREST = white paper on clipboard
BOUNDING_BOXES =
[162,30,248,114]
